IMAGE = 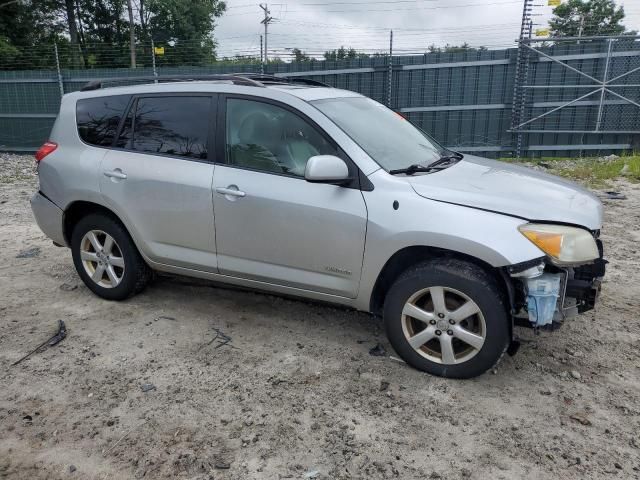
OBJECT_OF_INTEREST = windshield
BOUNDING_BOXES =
[312,96,446,171]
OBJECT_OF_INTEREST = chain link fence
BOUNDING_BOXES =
[511,35,640,157]
[1,37,638,156]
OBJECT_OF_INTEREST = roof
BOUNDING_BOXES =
[69,74,362,103]
[269,85,361,101]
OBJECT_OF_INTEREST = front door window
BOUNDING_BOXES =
[225,98,338,177]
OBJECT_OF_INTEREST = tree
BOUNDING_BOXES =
[291,48,311,62]
[427,43,487,53]
[0,0,67,69]
[0,0,64,46]
[324,46,359,61]
[0,0,227,69]
[549,0,628,37]
[145,0,226,65]
[126,0,137,67]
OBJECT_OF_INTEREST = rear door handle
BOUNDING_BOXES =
[103,169,127,180]
[216,186,246,198]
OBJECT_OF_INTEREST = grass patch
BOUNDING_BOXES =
[505,154,640,188]
[554,156,640,187]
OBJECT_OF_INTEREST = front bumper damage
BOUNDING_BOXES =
[507,239,606,329]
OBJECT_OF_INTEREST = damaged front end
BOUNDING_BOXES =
[506,237,606,330]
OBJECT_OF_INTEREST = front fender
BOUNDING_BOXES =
[353,170,545,311]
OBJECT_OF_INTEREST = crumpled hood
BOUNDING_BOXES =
[408,155,603,230]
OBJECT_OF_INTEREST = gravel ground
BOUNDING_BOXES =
[1,153,639,480]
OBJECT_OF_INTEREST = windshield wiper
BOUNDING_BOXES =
[388,164,435,175]
[424,154,462,169]
[444,150,464,160]
[390,153,463,176]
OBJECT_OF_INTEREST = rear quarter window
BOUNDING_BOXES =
[76,95,131,147]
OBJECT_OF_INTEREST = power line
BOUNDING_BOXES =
[297,0,436,5]
[273,0,522,14]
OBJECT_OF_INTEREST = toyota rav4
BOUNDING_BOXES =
[31,74,606,378]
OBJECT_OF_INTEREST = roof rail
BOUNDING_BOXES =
[237,74,330,88]
[79,74,265,92]
[78,73,331,92]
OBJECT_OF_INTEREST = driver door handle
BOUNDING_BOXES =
[216,186,246,198]
[103,169,127,180]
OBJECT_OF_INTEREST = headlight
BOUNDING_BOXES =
[518,223,599,264]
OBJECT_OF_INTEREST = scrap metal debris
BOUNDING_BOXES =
[569,413,592,426]
[16,247,40,258]
[102,421,146,458]
[369,343,387,357]
[603,191,627,200]
[12,320,67,366]
[201,327,238,350]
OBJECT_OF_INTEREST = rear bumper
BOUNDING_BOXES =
[31,192,66,246]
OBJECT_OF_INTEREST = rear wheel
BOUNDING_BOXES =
[71,213,151,300]
[383,258,509,379]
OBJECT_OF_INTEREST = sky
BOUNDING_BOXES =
[213,0,640,59]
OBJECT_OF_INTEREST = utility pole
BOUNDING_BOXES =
[126,0,137,68]
[387,30,393,108]
[260,35,264,74]
[577,14,585,44]
[260,3,272,63]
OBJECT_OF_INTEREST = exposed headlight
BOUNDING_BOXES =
[518,223,599,265]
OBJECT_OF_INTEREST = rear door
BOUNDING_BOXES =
[99,93,218,271]
[211,95,368,298]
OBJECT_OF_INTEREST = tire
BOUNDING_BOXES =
[71,213,151,300]
[383,258,509,379]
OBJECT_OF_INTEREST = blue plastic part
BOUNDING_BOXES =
[526,273,561,327]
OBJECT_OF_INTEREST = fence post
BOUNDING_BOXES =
[53,43,64,96]
[511,0,534,159]
[150,38,158,83]
[260,35,265,75]
[595,38,614,132]
[387,30,393,108]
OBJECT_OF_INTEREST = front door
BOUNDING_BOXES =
[100,94,218,271]
[212,96,368,298]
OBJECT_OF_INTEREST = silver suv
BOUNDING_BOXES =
[31,74,606,378]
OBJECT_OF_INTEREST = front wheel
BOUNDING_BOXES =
[383,258,509,379]
[71,213,151,301]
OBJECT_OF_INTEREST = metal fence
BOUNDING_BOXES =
[1,37,638,156]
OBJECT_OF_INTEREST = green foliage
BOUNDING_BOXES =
[291,48,311,62]
[147,0,226,65]
[0,0,65,46]
[0,0,227,69]
[0,36,20,64]
[324,46,369,61]
[215,55,262,65]
[427,43,488,53]
[515,154,640,187]
[549,0,629,37]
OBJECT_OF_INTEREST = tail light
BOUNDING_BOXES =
[35,141,58,162]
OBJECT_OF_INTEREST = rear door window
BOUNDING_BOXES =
[76,95,131,147]
[131,96,211,160]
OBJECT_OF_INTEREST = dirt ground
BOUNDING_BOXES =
[1,154,639,480]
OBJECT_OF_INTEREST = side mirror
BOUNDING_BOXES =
[305,155,351,185]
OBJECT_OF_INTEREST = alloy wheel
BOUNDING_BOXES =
[401,286,486,364]
[79,230,125,288]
